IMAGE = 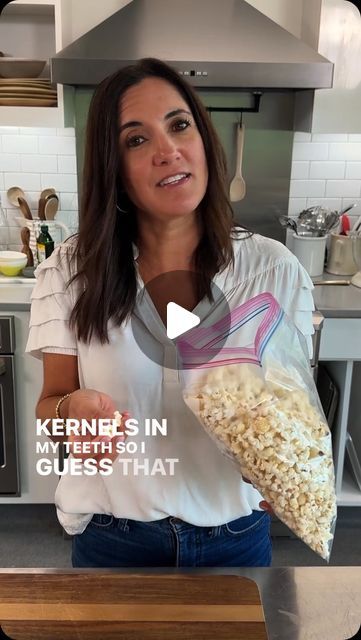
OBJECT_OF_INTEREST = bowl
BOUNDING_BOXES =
[0,251,27,276]
[0,58,46,79]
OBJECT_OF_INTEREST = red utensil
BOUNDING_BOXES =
[341,214,351,235]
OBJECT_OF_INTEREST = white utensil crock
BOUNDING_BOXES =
[292,233,327,277]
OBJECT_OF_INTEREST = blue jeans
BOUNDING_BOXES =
[71,510,272,568]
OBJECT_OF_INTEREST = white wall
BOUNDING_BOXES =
[245,0,303,37]
[61,0,133,47]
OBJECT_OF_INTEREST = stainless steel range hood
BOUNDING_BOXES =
[51,0,333,90]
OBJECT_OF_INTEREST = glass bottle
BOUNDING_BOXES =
[0,195,9,251]
[36,224,54,263]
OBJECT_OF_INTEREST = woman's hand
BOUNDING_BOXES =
[65,389,128,466]
[243,475,274,515]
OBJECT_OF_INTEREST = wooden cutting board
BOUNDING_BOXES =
[0,573,268,640]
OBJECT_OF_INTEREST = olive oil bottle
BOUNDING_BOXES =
[36,224,54,263]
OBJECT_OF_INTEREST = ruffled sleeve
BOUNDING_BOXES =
[25,244,78,360]
[269,253,315,359]
[229,235,315,359]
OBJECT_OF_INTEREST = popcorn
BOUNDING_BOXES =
[100,411,124,438]
[184,363,337,561]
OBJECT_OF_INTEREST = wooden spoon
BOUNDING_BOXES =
[20,227,34,267]
[229,124,246,202]
[44,194,59,220]
[17,196,33,220]
[38,197,46,220]
[40,188,56,200]
[7,186,26,207]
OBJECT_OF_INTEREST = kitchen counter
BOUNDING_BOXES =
[312,272,361,318]
[2,274,361,318]
[0,279,35,310]
[0,567,359,639]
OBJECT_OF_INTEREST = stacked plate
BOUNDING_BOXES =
[0,78,57,107]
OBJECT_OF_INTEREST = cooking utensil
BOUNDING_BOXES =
[351,214,361,233]
[278,215,298,235]
[6,186,25,207]
[38,197,46,220]
[44,194,59,220]
[40,188,56,200]
[229,123,246,202]
[313,279,350,285]
[17,196,33,220]
[298,203,356,237]
[20,227,34,267]
[340,214,351,235]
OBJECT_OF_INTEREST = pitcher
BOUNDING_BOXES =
[16,217,71,267]
[326,233,358,276]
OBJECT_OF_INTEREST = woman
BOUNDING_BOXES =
[26,58,315,568]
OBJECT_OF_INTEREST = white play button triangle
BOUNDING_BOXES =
[166,302,200,339]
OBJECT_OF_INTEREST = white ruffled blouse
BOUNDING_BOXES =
[26,232,315,535]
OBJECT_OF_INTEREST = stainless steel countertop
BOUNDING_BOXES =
[1,567,360,639]
[312,272,361,318]
[1,273,361,319]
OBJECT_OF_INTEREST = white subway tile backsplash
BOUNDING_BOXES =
[21,155,58,174]
[57,210,79,229]
[290,162,309,180]
[0,127,19,135]
[288,198,307,216]
[4,173,41,191]
[8,226,22,244]
[0,154,21,172]
[58,155,77,174]
[329,143,361,161]
[58,128,75,137]
[293,132,311,142]
[5,208,22,227]
[289,180,325,198]
[19,127,57,136]
[290,133,361,222]
[60,192,78,211]
[342,198,361,213]
[306,197,342,210]
[293,143,328,161]
[39,136,76,155]
[345,163,361,180]
[311,134,348,142]
[325,180,361,198]
[41,173,77,192]
[309,162,345,180]
[2,135,38,154]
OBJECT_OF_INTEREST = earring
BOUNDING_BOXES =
[116,203,128,214]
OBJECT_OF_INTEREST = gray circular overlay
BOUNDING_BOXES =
[131,270,231,370]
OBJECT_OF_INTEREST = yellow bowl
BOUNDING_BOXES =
[0,264,26,276]
[0,251,27,276]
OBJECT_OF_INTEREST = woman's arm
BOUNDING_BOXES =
[36,353,127,463]
[36,352,80,444]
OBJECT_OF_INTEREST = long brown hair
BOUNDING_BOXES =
[69,58,245,343]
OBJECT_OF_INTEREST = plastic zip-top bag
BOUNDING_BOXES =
[178,292,337,561]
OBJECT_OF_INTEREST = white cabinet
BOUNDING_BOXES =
[319,318,361,506]
[309,0,361,133]
[0,307,58,503]
[0,0,74,127]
